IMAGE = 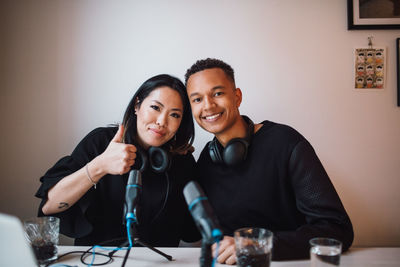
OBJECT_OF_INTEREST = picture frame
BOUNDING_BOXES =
[347,0,400,30]
[354,47,386,90]
[397,38,400,106]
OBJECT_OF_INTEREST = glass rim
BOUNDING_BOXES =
[309,237,342,247]
[234,227,273,237]
[24,216,60,224]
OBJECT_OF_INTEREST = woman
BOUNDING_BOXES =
[35,74,200,246]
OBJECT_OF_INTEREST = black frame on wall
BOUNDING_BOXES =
[397,38,400,106]
[348,0,400,30]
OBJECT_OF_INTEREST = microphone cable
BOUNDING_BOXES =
[150,172,170,224]
[212,240,220,267]
[81,218,134,267]
[47,222,135,267]
[80,172,171,266]
[80,217,134,267]
[48,171,171,266]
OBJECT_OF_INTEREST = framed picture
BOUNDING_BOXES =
[348,0,400,30]
[397,38,400,106]
[354,47,386,89]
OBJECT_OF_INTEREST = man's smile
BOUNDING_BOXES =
[201,112,223,121]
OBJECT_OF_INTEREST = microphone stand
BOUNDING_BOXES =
[112,169,173,263]
[128,222,173,261]
[200,241,213,267]
[111,221,173,263]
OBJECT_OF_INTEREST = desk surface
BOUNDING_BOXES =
[56,246,400,267]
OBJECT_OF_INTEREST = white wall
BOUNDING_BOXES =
[1,0,399,247]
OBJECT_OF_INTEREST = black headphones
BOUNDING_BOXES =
[208,115,254,166]
[127,146,171,226]
[133,146,171,173]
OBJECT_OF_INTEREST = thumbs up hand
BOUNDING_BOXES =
[97,124,137,175]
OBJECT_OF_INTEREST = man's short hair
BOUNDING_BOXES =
[184,58,235,86]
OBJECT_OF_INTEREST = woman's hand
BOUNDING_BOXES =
[96,124,137,176]
[42,125,137,215]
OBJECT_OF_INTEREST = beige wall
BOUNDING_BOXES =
[1,0,399,246]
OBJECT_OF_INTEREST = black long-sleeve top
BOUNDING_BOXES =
[35,127,200,246]
[196,120,354,260]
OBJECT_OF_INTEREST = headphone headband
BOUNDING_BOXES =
[242,115,254,144]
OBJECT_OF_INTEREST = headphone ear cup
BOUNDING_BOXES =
[133,146,148,172]
[208,139,223,164]
[223,138,249,166]
[148,146,170,173]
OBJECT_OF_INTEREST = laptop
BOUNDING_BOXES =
[0,213,38,267]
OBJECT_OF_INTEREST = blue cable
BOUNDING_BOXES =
[86,245,129,267]
[212,240,220,267]
[211,229,223,267]
[84,219,135,266]
[126,218,134,248]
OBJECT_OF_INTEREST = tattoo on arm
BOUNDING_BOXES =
[58,202,69,209]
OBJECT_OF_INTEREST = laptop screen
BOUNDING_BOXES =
[0,213,38,267]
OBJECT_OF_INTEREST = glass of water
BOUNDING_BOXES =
[309,237,342,267]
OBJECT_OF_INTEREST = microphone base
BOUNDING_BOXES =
[112,221,173,262]
[134,238,173,261]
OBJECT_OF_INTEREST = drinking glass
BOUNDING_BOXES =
[234,227,273,267]
[24,216,60,266]
[310,237,342,267]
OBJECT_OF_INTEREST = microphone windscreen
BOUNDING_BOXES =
[127,169,141,185]
[183,181,203,206]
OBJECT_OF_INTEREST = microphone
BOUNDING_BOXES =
[183,181,223,245]
[124,169,142,221]
[124,147,147,222]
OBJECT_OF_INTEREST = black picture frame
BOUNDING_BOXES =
[397,38,400,106]
[348,0,400,30]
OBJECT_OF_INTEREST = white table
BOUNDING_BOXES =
[56,246,400,266]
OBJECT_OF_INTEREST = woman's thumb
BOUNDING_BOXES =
[111,124,124,143]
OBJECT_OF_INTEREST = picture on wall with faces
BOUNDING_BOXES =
[354,48,386,89]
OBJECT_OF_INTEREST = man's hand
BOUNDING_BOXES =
[212,236,237,265]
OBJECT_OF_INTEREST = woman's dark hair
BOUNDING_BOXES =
[122,74,194,154]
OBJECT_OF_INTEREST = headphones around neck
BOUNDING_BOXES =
[208,115,254,166]
[129,145,171,226]
[133,146,171,173]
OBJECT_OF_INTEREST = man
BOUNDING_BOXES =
[184,58,353,263]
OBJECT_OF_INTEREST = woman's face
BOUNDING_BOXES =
[135,86,183,149]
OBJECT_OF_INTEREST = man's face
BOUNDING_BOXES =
[186,68,242,137]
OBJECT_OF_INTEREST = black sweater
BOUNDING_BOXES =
[35,127,200,246]
[196,120,354,260]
